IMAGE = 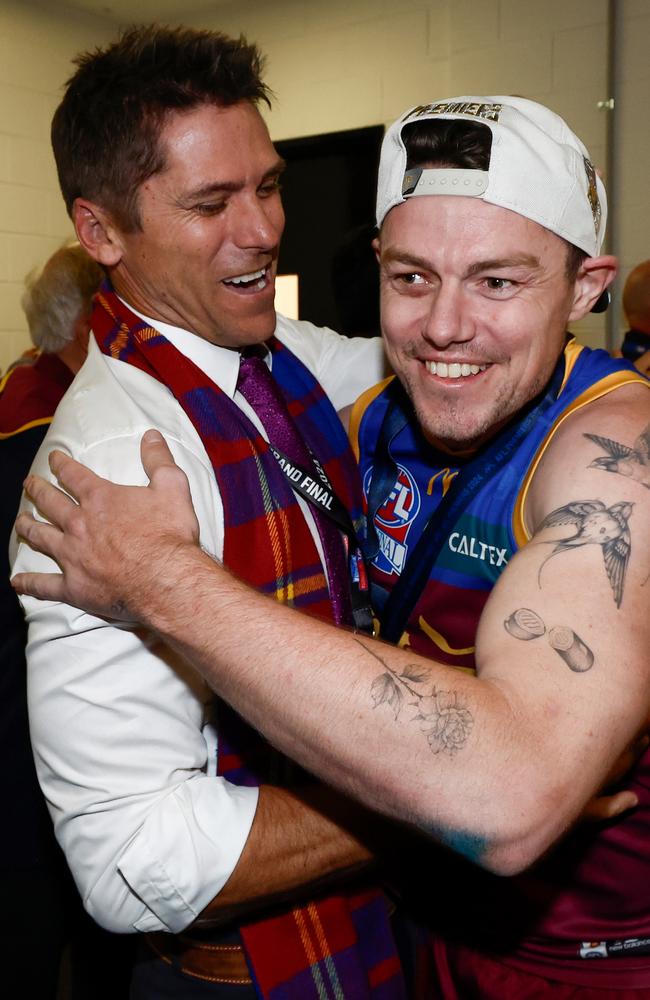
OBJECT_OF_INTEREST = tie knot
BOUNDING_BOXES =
[241,345,267,360]
[237,348,272,393]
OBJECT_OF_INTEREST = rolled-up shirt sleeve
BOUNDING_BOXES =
[20,606,257,933]
[14,418,258,934]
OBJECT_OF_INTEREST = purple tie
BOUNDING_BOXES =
[237,352,351,624]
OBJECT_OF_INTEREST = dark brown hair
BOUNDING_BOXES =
[52,25,272,231]
[403,118,492,172]
[402,118,586,279]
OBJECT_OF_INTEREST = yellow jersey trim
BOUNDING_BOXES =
[348,376,395,461]
[0,416,53,440]
[418,615,476,656]
[513,356,650,546]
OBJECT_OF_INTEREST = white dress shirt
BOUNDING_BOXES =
[12,313,385,934]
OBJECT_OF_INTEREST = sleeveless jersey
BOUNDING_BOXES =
[350,341,650,988]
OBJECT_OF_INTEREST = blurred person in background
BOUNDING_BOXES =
[618,259,650,374]
[0,241,133,998]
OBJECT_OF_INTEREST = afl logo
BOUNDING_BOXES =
[365,465,421,528]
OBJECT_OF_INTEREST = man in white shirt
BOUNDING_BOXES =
[13,24,402,1000]
[15,94,650,998]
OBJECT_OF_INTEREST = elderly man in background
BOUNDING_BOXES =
[2,240,99,426]
[15,95,650,998]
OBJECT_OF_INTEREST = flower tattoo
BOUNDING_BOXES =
[358,640,473,756]
[418,690,474,754]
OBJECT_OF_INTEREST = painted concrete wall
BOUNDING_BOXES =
[1,0,647,368]
[184,0,615,347]
[0,0,113,369]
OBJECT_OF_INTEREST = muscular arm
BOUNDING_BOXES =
[15,388,650,876]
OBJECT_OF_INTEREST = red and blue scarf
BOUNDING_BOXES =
[92,285,405,999]
[92,286,363,621]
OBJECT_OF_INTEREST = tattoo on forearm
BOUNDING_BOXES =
[355,638,473,756]
[536,499,633,608]
[504,607,594,672]
[584,424,650,490]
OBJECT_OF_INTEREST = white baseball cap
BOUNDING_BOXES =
[376,96,606,258]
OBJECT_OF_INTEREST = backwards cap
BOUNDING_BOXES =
[376,96,606,258]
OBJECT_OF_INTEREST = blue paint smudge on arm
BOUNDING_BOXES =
[420,823,490,866]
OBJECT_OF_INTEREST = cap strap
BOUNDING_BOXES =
[402,167,489,199]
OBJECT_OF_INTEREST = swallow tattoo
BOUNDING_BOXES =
[585,425,650,490]
[537,500,633,607]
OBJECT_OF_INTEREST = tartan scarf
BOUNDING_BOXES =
[92,288,362,621]
[92,286,405,999]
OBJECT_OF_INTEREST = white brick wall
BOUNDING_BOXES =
[185,0,618,347]
[1,0,647,368]
[0,0,113,370]
[613,1,650,345]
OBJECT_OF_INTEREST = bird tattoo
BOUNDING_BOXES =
[585,426,650,490]
[537,500,633,607]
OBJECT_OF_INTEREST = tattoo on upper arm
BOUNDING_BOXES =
[584,425,650,490]
[355,638,473,756]
[548,626,594,672]
[536,499,633,608]
[504,607,594,672]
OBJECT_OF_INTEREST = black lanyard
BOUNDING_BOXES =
[366,355,567,644]
[268,442,374,634]
[267,443,357,538]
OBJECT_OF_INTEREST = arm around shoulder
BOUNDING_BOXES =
[15,409,650,879]
[144,391,650,877]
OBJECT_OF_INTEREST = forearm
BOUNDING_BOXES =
[16,434,649,878]
[136,544,578,875]
[198,784,376,924]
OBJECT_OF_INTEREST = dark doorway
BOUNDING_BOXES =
[275,124,384,337]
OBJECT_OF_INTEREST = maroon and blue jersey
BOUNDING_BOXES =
[350,340,650,988]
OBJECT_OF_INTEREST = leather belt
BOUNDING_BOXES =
[146,931,252,985]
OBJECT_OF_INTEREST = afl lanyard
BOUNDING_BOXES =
[268,442,373,634]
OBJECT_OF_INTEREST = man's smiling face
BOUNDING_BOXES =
[376,195,585,452]
[107,100,285,348]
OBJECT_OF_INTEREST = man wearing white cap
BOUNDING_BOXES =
[14,96,650,996]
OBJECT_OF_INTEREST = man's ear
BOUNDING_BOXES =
[372,235,380,264]
[73,198,125,268]
[568,255,617,321]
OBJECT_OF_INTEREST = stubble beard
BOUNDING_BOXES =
[404,368,549,453]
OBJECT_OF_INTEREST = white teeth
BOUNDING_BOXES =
[426,361,486,378]
[225,267,266,285]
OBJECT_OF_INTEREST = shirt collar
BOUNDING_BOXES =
[119,298,273,399]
